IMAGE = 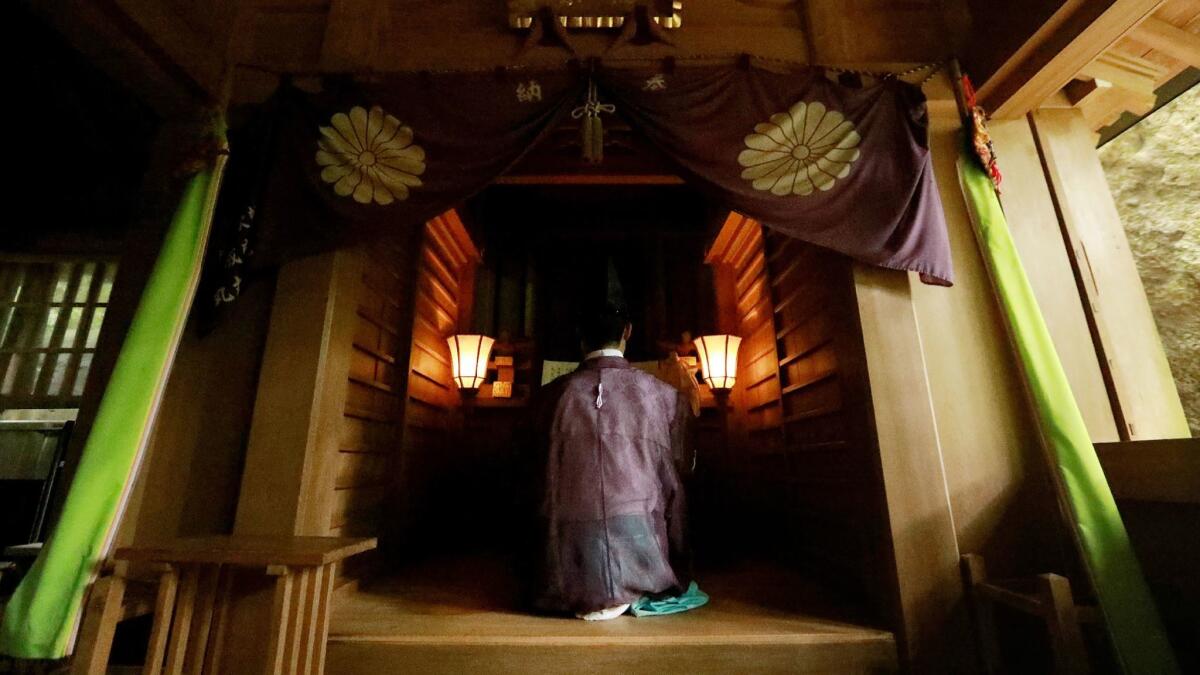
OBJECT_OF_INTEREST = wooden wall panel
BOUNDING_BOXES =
[762,229,886,597]
[987,117,1120,442]
[234,250,362,537]
[122,269,275,545]
[389,212,481,548]
[340,417,393,454]
[1032,107,1189,440]
[328,207,477,542]
[852,264,968,669]
[335,452,390,490]
[329,235,417,542]
[707,216,782,444]
[332,210,480,549]
[911,109,1066,578]
[705,213,888,613]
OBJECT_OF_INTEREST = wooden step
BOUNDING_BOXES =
[326,637,897,674]
[324,556,898,674]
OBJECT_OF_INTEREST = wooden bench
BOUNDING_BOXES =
[71,560,164,675]
[961,553,1100,675]
[72,535,375,675]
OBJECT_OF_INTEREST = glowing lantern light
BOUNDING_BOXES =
[693,334,741,390]
[447,334,494,390]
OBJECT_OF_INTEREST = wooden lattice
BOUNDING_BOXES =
[0,258,118,411]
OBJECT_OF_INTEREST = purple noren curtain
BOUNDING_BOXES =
[599,66,952,285]
[215,64,952,290]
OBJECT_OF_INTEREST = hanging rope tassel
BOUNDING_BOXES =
[581,105,595,162]
[571,80,615,164]
[589,114,603,163]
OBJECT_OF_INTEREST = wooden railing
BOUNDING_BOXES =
[1094,438,1200,504]
[1096,437,1199,672]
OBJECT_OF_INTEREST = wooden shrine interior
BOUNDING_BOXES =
[240,100,915,670]
[11,1,1200,672]
[303,199,902,674]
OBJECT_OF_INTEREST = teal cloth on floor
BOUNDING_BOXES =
[630,582,709,617]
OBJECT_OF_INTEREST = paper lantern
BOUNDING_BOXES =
[693,334,741,390]
[447,334,494,390]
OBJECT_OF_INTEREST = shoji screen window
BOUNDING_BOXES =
[0,259,118,411]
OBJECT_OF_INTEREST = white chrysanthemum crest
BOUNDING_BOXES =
[316,105,426,205]
[737,101,861,196]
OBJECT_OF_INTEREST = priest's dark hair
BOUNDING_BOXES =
[579,300,631,352]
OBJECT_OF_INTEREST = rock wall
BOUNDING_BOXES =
[1099,86,1199,436]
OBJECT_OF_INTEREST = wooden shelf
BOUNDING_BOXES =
[782,404,841,425]
[352,341,397,365]
[349,375,398,395]
[769,257,803,289]
[742,342,776,368]
[344,407,398,424]
[776,320,804,341]
[780,370,836,396]
[356,308,400,338]
[773,286,805,316]
[407,390,451,411]
[766,235,798,264]
[777,337,833,368]
[777,352,802,369]
[360,274,403,309]
[744,370,778,390]
[748,398,783,412]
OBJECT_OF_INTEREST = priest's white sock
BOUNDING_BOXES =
[576,603,631,621]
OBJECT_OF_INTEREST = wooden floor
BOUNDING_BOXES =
[326,555,898,674]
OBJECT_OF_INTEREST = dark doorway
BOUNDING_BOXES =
[463,184,727,361]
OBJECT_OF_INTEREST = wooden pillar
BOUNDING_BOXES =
[234,249,363,536]
[71,564,129,675]
[1031,108,1189,440]
[852,264,966,672]
[220,250,362,675]
[987,118,1121,442]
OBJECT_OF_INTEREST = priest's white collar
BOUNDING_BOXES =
[584,348,624,361]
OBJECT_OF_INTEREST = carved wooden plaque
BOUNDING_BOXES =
[507,0,682,29]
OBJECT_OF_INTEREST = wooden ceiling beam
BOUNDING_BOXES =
[1079,50,1166,94]
[1130,15,1200,67]
[27,0,220,115]
[1077,83,1150,128]
[1054,49,1164,130]
[977,0,1165,119]
[1070,50,1164,128]
[1063,76,1109,107]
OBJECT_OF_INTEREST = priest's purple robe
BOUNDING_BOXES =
[534,356,692,614]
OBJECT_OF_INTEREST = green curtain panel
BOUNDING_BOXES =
[957,149,1178,674]
[0,139,226,660]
